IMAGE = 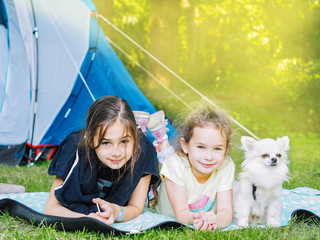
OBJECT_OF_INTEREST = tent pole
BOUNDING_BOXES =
[28,0,39,165]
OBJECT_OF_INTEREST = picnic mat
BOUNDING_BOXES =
[0,187,319,235]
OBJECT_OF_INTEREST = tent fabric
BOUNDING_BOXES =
[0,0,30,145]
[29,0,90,145]
[0,0,174,162]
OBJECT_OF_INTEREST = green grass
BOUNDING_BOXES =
[0,134,319,239]
[0,161,54,192]
[0,212,319,239]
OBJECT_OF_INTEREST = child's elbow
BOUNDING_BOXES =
[44,206,54,215]
[137,207,144,216]
[44,200,60,215]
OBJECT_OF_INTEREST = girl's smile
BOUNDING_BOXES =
[200,163,216,168]
[94,119,134,169]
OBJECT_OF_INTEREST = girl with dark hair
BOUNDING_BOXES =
[44,96,160,225]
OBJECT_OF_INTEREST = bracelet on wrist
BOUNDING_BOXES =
[115,206,124,222]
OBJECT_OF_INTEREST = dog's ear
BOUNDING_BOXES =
[277,136,290,151]
[241,136,256,151]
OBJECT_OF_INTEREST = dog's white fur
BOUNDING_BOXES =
[233,136,290,227]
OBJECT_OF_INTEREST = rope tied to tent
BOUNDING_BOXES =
[98,14,259,140]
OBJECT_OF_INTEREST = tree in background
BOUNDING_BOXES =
[93,0,320,135]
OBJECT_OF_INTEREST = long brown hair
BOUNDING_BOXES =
[79,96,141,178]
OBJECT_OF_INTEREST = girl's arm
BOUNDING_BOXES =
[193,189,233,231]
[95,174,151,223]
[44,177,111,224]
[211,189,233,228]
[45,177,84,217]
[164,177,195,225]
[165,176,233,230]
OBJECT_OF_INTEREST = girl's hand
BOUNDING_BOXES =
[193,210,218,231]
[88,212,113,225]
[92,198,115,225]
[202,211,219,231]
[192,210,211,231]
[192,211,203,230]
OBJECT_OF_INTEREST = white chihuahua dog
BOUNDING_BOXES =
[233,136,290,227]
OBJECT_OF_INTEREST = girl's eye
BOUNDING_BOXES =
[101,141,110,146]
[276,154,281,158]
[121,139,129,144]
[214,147,223,151]
[197,146,205,149]
[261,154,270,158]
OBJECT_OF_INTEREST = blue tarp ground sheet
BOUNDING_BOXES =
[0,187,319,235]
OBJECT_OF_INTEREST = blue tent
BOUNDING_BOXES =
[0,0,174,165]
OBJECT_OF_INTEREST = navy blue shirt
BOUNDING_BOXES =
[48,130,159,215]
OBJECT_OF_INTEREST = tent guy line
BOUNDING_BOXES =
[98,14,260,140]
[106,36,191,110]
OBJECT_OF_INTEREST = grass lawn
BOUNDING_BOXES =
[0,132,319,239]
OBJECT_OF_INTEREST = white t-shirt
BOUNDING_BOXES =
[154,152,235,218]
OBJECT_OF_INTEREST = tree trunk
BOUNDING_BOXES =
[149,0,180,87]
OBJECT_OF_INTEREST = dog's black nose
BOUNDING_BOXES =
[271,158,277,164]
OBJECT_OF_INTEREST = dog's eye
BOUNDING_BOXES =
[261,154,270,159]
[276,154,281,158]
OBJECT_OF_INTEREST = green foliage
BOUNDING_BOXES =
[94,0,320,136]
